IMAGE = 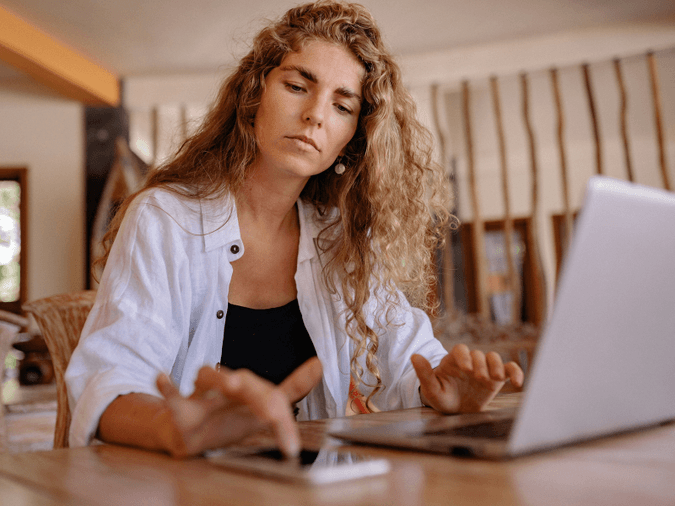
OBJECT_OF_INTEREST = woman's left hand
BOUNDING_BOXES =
[411,344,524,414]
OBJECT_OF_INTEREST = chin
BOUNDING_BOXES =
[281,162,328,180]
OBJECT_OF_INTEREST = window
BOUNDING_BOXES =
[455,218,537,323]
[0,167,27,315]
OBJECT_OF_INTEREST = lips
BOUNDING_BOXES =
[287,135,319,151]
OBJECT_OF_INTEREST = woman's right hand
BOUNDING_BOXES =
[155,357,322,458]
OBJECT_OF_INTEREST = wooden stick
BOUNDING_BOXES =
[430,83,455,315]
[520,73,547,326]
[582,63,603,176]
[180,104,189,143]
[490,76,521,323]
[549,68,573,270]
[462,81,490,319]
[150,106,159,167]
[647,52,672,191]
[613,58,634,182]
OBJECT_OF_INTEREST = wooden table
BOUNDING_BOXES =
[0,393,674,506]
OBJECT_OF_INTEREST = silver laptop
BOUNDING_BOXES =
[332,176,675,459]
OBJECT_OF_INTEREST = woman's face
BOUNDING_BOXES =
[252,40,364,181]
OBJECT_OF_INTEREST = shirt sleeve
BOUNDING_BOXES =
[356,290,448,411]
[65,190,193,447]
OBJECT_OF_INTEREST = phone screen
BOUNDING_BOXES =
[206,447,390,484]
[252,448,321,467]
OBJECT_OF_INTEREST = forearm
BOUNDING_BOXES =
[97,393,173,453]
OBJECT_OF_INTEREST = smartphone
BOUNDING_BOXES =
[206,447,391,485]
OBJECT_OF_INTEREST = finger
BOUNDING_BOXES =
[411,354,436,386]
[159,370,221,421]
[486,352,506,382]
[504,361,525,388]
[265,390,301,458]
[218,369,300,457]
[470,349,489,381]
[156,373,181,400]
[279,357,323,404]
[411,353,446,402]
[199,368,270,407]
[449,344,473,372]
[192,367,218,396]
[428,351,470,381]
[191,367,235,406]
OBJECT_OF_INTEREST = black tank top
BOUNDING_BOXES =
[220,299,317,385]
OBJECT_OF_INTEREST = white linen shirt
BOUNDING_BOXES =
[66,188,448,447]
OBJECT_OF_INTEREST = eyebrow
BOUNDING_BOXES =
[280,64,362,102]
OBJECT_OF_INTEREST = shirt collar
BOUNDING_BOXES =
[199,193,242,255]
[297,199,322,264]
[199,194,322,263]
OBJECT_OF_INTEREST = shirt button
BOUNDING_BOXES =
[230,244,240,255]
[216,310,224,319]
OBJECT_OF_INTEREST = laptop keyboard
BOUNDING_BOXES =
[427,418,514,439]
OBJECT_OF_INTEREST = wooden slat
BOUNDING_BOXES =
[430,84,455,315]
[0,6,119,106]
[613,59,634,182]
[520,73,547,325]
[582,63,603,176]
[180,104,189,143]
[462,81,490,319]
[549,68,574,270]
[646,52,672,191]
[490,76,521,323]
[150,107,159,167]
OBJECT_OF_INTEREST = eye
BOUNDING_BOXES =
[335,103,353,115]
[285,82,305,93]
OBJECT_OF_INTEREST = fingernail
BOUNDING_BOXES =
[286,440,300,459]
[226,374,241,389]
[282,432,300,458]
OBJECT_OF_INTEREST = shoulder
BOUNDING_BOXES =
[128,186,201,217]
[125,185,236,233]
[108,187,204,252]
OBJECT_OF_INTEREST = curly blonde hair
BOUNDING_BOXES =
[96,0,454,407]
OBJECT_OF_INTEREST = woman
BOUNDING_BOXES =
[66,0,523,458]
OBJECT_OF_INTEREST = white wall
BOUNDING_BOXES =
[124,73,223,165]
[0,81,85,301]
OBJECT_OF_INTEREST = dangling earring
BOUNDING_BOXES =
[334,159,346,175]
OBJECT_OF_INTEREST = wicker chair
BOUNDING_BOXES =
[0,310,30,452]
[23,291,97,449]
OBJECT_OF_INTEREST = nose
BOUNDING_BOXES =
[303,96,325,127]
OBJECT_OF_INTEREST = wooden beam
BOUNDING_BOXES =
[462,81,490,320]
[0,6,119,106]
[520,73,547,326]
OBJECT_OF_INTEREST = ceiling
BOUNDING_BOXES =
[2,0,675,79]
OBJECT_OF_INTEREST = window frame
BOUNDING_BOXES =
[458,217,536,323]
[551,211,579,282]
[0,167,28,315]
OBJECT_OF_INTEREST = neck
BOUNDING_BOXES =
[236,166,307,233]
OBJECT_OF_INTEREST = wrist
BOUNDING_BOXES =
[418,386,432,409]
[152,404,181,455]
